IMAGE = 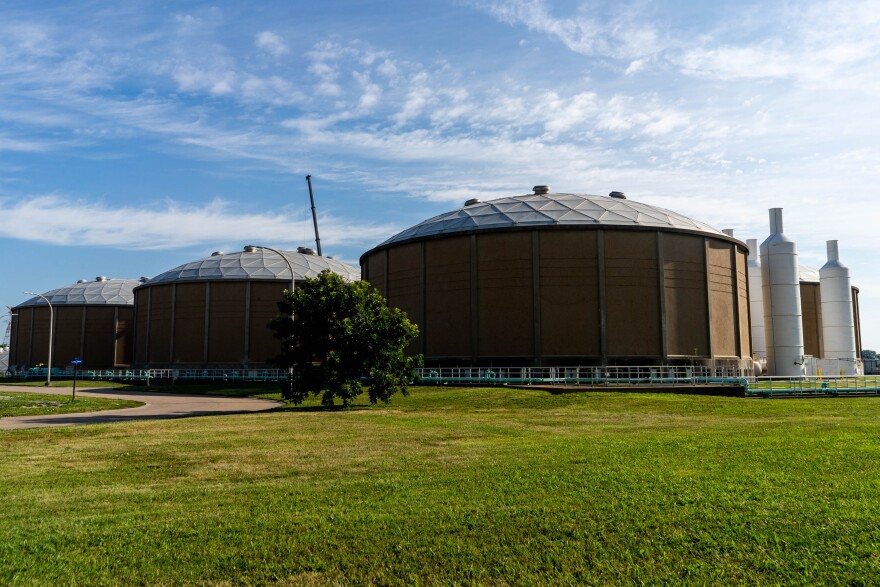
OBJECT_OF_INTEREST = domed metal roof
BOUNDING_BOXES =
[16,278,138,308]
[369,191,730,253]
[141,249,360,286]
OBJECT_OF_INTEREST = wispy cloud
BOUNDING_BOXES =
[1,1,879,263]
[0,195,398,251]
[476,0,662,60]
[255,31,288,57]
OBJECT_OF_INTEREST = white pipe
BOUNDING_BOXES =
[760,208,804,376]
[747,238,766,361]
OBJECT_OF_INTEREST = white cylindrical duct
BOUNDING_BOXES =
[819,240,857,361]
[747,238,766,361]
[760,208,804,376]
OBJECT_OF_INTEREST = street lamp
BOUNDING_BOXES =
[23,291,54,386]
[245,245,296,393]
[244,245,295,293]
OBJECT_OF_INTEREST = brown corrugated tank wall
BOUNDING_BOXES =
[8,305,134,370]
[363,228,753,367]
[132,280,287,368]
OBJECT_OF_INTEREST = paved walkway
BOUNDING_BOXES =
[0,385,282,430]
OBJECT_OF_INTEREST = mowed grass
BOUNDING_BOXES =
[2,387,880,585]
[0,379,128,388]
[0,392,143,417]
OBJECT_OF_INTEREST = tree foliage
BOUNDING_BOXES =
[862,349,877,361]
[270,270,422,407]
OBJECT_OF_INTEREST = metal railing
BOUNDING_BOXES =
[744,376,880,397]
[8,367,288,383]
[416,364,751,386]
[414,367,880,397]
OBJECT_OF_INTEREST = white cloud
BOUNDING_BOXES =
[484,0,603,55]
[625,59,645,75]
[353,71,381,111]
[255,31,288,57]
[394,72,432,125]
[376,59,398,78]
[0,195,396,250]
[478,0,662,60]
[677,2,880,91]
[308,61,341,96]
[241,75,304,105]
[173,66,236,95]
[0,134,59,153]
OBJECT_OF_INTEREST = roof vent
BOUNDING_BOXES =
[464,198,482,207]
[211,251,224,256]
[139,276,150,283]
[96,276,107,282]
[77,279,88,284]
[609,191,627,199]
[533,185,551,195]
[243,245,259,253]
[297,246,317,255]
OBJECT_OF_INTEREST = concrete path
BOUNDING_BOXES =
[0,385,282,430]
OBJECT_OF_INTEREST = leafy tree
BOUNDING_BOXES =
[270,270,422,407]
[862,349,877,361]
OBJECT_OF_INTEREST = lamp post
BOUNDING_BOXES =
[245,245,296,394]
[244,245,295,293]
[23,291,54,386]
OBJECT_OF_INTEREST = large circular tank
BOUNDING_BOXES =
[132,247,360,369]
[9,277,138,371]
[360,187,752,367]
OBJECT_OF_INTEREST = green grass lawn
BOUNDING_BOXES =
[0,392,143,417]
[137,382,284,399]
[0,379,128,388]
[2,387,880,585]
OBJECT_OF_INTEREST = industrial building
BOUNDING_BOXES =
[360,187,752,368]
[1,188,865,382]
[132,247,360,369]
[8,277,138,371]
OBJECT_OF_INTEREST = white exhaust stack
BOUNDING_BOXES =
[819,240,858,368]
[760,208,804,376]
[747,238,766,361]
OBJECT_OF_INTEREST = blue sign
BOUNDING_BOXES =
[70,358,83,365]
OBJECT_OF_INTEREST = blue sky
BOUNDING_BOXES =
[2,0,879,349]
